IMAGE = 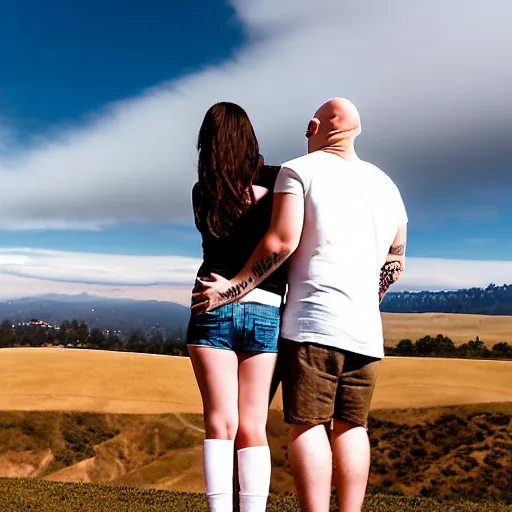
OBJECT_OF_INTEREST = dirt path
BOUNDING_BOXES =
[172,413,205,434]
[32,450,55,477]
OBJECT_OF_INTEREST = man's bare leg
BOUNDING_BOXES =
[288,424,332,512]
[330,420,370,512]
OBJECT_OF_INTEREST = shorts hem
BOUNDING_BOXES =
[284,414,332,426]
[186,342,231,351]
[187,342,278,353]
[332,414,368,430]
[240,348,279,354]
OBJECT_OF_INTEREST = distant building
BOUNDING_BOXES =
[24,319,58,329]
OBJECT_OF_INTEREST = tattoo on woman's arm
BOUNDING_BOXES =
[219,277,254,300]
[252,252,280,278]
[218,252,281,302]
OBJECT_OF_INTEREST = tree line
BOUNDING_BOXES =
[0,319,188,357]
[381,283,512,315]
[2,318,512,360]
[385,334,512,360]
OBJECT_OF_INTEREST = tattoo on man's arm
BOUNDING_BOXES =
[219,277,254,301]
[251,252,280,278]
[389,244,405,256]
[379,260,403,300]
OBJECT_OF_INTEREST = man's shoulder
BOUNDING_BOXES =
[359,161,406,217]
[358,159,385,175]
[359,160,400,188]
[281,152,320,173]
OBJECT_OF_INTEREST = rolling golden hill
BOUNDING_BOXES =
[0,346,510,500]
[382,312,512,346]
[1,347,511,413]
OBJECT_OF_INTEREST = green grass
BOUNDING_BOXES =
[1,479,511,512]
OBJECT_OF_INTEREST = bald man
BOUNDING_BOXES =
[192,98,408,512]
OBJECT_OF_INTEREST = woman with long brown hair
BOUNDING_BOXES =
[187,102,286,512]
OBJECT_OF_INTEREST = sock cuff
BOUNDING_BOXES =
[203,439,234,496]
[237,445,270,453]
[237,445,270,457]
[205,439,235,446]
[237,445,271,496]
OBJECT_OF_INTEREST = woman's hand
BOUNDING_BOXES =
[191,273,231,314]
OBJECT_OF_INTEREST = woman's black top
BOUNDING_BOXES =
[192,165,287,298]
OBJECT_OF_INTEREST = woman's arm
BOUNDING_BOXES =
[191,191,304,313]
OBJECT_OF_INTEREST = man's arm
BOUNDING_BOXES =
[191,191,304,312]
[379,224,407,303]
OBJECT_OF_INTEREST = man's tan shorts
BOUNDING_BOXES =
[281,339,381,429]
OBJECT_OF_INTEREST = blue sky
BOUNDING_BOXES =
[1,0,511,303]
[1,1,242,133]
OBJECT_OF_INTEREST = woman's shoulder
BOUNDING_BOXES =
[254,164,281,189]
[192,182,204,212]
[191,182,205,232]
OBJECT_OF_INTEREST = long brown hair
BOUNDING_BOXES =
[195,102,263,238]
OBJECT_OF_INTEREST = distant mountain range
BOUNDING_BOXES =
[381,284,512,315]
[0,293,190,337]
[1,284,511,338]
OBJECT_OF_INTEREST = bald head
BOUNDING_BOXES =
[306,98,361,154]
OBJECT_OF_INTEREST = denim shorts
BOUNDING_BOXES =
[187,302,281,353]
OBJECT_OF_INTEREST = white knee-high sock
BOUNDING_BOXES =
[238,446,271,512]
[203,439,234,511]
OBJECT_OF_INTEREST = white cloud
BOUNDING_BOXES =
[0,0,511,230]
[0,248,199,305]
[0,274,192,305]
[0,248,510,304]
[0,248,199,286]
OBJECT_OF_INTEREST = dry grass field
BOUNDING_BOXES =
[0,344,511,502]
[1,346,511,413]
[0,348,203,415]
[382,312,512,346]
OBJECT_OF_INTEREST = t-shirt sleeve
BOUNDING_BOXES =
[274,165,307,197]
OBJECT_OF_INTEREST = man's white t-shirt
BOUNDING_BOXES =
[274,151,408,359]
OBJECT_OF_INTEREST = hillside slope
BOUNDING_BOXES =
[0,405,510,502]
[1,348,511,413]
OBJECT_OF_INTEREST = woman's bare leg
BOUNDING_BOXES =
[189,346,239,511]
[236,352,277,512]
